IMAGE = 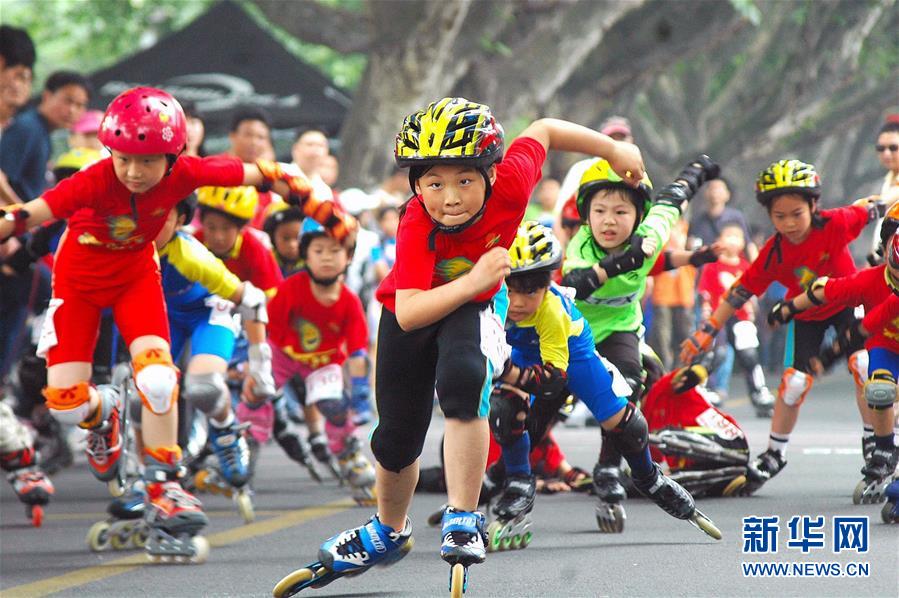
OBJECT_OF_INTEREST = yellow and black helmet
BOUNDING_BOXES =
[755,159,821,206]
[509,221,563,275]
[197,185,259,223]
[395,97,504,170]
[262,200,303,240]
[576,158,653,222]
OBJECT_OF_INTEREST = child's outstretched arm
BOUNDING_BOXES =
[517,118,644,187]
[0,199,53,242]
[766,278,829,327]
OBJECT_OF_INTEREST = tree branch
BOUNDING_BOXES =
[250,0,371,53]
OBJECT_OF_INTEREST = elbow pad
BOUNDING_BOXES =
[724,284,753,310]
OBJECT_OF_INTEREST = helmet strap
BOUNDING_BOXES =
[306,266,342,287]
[424,167,493,250]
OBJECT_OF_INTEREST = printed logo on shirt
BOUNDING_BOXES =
[484,233,501,248]
[719,271,739,290]
[435,256,474,282]
[107,215,137,241]
[293,318,322,352]
[794,266,818,290]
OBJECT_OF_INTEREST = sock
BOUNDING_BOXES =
[768,433,789,455]
[503,432,532,476]
[863,424,874,439]
[874,434,895,452]
[623,446,655,479]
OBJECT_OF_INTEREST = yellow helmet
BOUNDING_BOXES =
[508,221,563,274]
[576,158,653,221]
[395,97,504,169]
[54,148,102,173]
[755,159,820,206]
[196,185,259,223]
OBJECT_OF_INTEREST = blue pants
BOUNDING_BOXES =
[169,306,237,363]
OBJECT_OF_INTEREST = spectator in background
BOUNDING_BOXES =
[290,128,332,199]
[868,118,899,260]
[648,219,696,370]
[373,166,408,208]
[320,153,339,190]
[0,25,35,132]
[688,177,758,261]
[68,109,103,151]
[525,177,560,228]
[181,100,206,157]
[1,70,90,201]
[226,106,276,229]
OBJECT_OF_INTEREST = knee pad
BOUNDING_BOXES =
[865,369,897,410]
[778,367,813,407]
[848,350,869,388]
[607,402,648,456]
[315,397,349,424]
[489,387,529,445]
[732,320,760,351]
[182,371,229,416]
[43,382,94,425]
[133,349,179,415]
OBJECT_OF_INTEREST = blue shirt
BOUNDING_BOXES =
[0,107,52,199]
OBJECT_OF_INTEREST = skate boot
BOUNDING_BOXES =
[854,445,899,505]
[592,464,626,533]
[272,515,413,597]
[87,480,149,551]
[83,387,124,490]
[881,478,899,524]
[309,432,341,481]
[33,411,73,474]
[273,402,322,483]
[206,419,254,522]
[750,387,775,418]
[862,435,875,466]
[487,473,535,552]
[632,463,721,540]
[440,507,487,598]
[736,448,787,496]
[337,436,376,506]
[143,451,209,564]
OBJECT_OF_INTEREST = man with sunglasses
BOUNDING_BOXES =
[869,117,899,263]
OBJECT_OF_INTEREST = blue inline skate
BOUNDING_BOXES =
[881,478,899,523]
[87,479,148,551]
[272,515,413,597]
[440,506,487,597]
[194,419,255,523]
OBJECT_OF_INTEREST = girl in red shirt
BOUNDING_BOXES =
[0,87,354,561]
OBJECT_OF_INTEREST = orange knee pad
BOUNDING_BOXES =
[43,382,96,425]
[133,348,180,415]
[778,367,813,407]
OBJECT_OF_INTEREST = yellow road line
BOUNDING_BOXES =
[1,499,353,598]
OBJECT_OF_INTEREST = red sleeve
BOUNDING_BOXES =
[649,253,665,277]
[493,137,546,211]
[823,205,868,242]
[393,202,436,291]
[40,158,111,219]
[863,293,899,333]
[179,155,245,189]
[697,262,716,301]
[343,290,369,354]
[266,276,296,346]
[736,240,774,297]
[822,268,877,308]
[243,231,283,292]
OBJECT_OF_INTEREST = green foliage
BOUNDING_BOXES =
[708,52,747,103]
[4,0,214,85]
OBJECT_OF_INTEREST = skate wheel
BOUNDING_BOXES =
[500,534,514,551]
[86,521,112,552]
[133,527,149,548]
[308,567,334,589]
[486,521,503,552]
[30,505,44,528]
[692,511,723,541]
[510,534,522,550]
[147,553,162,563]
[595,503,625,534]
[194,470,209,493]
[272,567,316,598]
[110,530,132,550]
[852,479,867,505]
[721,476,746,497]
[190,536,210,564]
[236,492,255,524]
[108,478,125,498]
[520,530,532,548]
[450,563,466,598]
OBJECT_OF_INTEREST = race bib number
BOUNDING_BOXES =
[480,305,510,380]
[696,407,741,441]
[304,363,344,404]
[36,299,63,359]
[205,295,239,334]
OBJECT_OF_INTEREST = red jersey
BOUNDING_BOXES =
[699,258,752,321]
[737,206,867,321]
[376,137,546,312]
[826,266,899,352]
[194,227,282,293]
[267,271,367,369]
[863,293,899,349]
[42,155,243,287]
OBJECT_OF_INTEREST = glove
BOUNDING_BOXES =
[0,205,29,244]
[248,343,276,400]
[516,363,568,401]
[674,154,720,195]
[679,317,720,365]
[256,159,357,241]
[767,299,798,327]
[856,197,887,223]
[237,281,268,324]
[835,319,867,357]
[599,234,648,278]
[653,183,690,212]
[688,245,718,267]
[562,267,601,300]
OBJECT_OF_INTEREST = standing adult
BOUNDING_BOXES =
[226,106,274,229]
[0,70,91,200]
[289,128,333,200]
[0,25,35,133]
[687,177,758,261]
[869,118,899,259]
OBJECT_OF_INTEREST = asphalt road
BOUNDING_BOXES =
[2,374,897,598]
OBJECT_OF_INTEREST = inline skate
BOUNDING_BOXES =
[853,445,898,505]
[593,464,626,533]
[87,479,148,550]
[337,436,376,506]
[486,473,534,551]
[631,462,721,540]
[440,506,487,598]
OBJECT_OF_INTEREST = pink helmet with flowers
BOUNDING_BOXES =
[98,87,186,155]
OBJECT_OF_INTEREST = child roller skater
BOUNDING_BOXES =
[266,218,375,505]
[272,97,646,597]
[682,159,885,495]
[492,221,721,539]
[0,401,54,526]
[560,154,720,532]
[0,86,355,563]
